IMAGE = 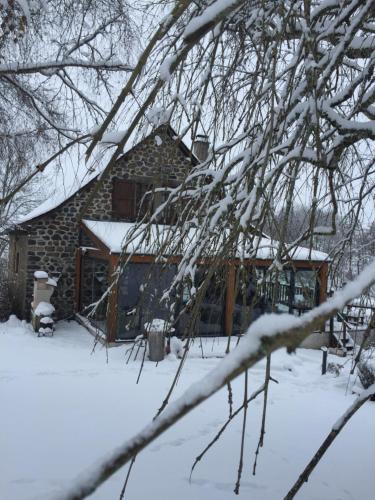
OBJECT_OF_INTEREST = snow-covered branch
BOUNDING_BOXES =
[52,261,375,500]
[0,59,134,75]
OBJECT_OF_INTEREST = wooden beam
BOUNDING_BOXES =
[84,248,110,261]
[75,248,82,313]
[106,255,119,343]
[318,262,329,333]
[124,254,180,264]
[318,262,329,305]
[116,251,328,270]
[225,264,236,336]
[80,222,111,254]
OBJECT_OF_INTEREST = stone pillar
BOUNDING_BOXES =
[32,271,56,308]
[31,271,57,332]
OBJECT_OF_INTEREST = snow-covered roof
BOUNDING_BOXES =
[17,125,197,225]
[17,166,100,224]
[82,219,329,262]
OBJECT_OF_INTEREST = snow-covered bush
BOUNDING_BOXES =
[168,336,183,358]
[327,362,344,377]
[358,354,375,401]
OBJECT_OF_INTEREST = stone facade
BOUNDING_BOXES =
[7,233,28,318]
[8,126,193,320]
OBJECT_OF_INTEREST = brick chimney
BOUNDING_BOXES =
[193,134,209,162]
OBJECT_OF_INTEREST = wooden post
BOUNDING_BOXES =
[342,321,347,356]
[106,255,118,344]
[318,262,328,305]
[318,263,329,333]
[321,347,327,375]
[75,248,82,313]
[225,263,236,336]
[323,290,335,347]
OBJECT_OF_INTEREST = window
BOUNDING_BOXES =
[232,266,272,335]
[196,267,226,336]
[112,179,152,220]
[112,179,137,220]
[117,263,176,340]
[112,178,178,223]
[231,266,320,333]
[153,188,175,224]
[292,269,318,312]
[79,256,109,333]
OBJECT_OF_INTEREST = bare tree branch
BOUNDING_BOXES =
[51,262,375,500]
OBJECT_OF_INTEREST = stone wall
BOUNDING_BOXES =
[84,126,191,220]
[8,233,28,318]
[22,198,89,319]
[11,126,192,320]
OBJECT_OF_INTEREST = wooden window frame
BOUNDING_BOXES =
[14,250,20,274]
[113,178,177,222]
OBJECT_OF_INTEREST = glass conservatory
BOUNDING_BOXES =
[76,220,329,342]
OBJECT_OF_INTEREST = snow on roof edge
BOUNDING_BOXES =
[82,219,330,262]
[17,170,98,224]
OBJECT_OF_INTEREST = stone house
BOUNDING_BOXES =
[8,125,329,343]
[8,125,195,322]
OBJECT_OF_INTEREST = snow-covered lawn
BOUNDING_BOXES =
[0,317,374,500]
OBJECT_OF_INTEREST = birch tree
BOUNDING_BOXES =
[53,0,375,498]
[84,0,375,284]
[1,0,375,498]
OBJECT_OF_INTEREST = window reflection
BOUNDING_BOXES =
[292,269,317,313]
[80,256,109,333]
[195,267,226,336]
[117,263,176,340]
[114,262,320,339]
[233,266,272,335]
[261,269,292,313]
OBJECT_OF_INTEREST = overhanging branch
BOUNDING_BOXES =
[52,260,375,500]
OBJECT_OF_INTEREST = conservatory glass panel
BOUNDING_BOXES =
[80,256,109,333]
[232,267,272,335]
[259,269,293,313]
[292,269,318,314]
[176,266,227,337]
[117,263,176,340]
[196,266,226,336]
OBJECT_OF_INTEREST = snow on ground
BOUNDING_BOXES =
[0,317,374,500]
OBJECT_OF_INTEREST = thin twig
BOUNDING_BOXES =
[284,384,375,499]
[253,354,272,475]
[234,370,249,495]
[189,381,268,482]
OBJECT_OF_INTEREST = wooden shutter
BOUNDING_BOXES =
[137,183,153,218]
[112,180,136,220]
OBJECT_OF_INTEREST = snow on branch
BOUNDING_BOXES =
[183,0,241,43]
[52,260,375,500]
[0,60,134,75]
